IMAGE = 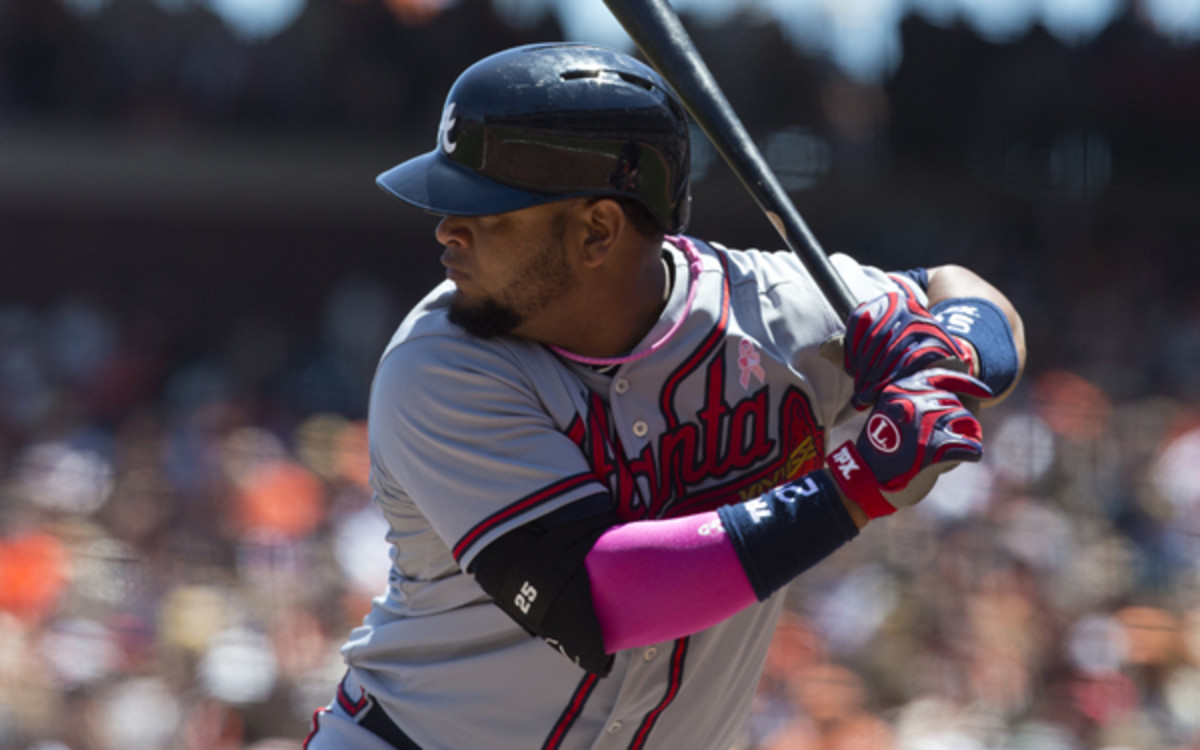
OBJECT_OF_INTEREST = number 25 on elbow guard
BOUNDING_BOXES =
[515,581,538,614]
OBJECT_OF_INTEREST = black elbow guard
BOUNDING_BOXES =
[469,497,617,676]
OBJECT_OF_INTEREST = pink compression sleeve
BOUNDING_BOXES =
[584,510,758,653]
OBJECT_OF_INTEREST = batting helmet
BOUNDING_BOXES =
[376,43,692,233]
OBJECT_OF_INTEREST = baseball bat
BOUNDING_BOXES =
[601,0,860,320]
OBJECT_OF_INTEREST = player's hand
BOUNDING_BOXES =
[827,368,991,518]
[843,291,974,410]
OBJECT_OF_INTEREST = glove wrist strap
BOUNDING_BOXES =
[828,441,897,519]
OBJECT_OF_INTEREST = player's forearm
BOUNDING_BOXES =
[585,511,758,653]
[585,471,860,653]
[925,265,1025,348]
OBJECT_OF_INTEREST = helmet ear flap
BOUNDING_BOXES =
[375,43,692,234]
[610,143,642,193]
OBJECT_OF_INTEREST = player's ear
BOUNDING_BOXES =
[578,197,625,268]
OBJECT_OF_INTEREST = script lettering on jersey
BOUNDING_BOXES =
[566,343,825,520]
[737,437,819,502]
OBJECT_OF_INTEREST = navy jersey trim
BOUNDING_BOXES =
[452,472,598,561]
[542,672,600,750]
[304,673,369,749]
[336,677,369,716]
[660,240,731,430]
[627,638,690,749]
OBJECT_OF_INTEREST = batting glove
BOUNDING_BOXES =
[828,368,991,518]
[843,291,974,411]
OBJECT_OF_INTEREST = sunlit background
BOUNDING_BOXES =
[2,0,1200,748]
[51,0,1200,78]
[537,0,1198,78]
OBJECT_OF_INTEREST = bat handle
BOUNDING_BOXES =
[764,206,860,322]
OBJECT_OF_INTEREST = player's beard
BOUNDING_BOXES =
[447,214,577,339]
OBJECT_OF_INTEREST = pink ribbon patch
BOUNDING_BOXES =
[737,338,766,390]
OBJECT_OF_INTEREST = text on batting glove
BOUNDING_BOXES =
[843,291,975,411]
[829,368,991,519]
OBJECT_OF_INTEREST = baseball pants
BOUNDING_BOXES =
[304,669,423,750]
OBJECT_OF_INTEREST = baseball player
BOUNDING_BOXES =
[304,43,1025,750]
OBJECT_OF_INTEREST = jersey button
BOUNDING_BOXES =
[632,420,649,438]
[607,722,623,735]
[644,646,658,661]
[614,378,630,394]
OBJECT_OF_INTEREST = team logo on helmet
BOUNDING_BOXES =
[440,102,458,155]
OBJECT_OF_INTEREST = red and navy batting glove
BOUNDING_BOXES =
[843,291,975,410]
[828,368,991,519]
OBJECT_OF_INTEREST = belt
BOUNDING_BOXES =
[359,700,423,750]
[339,671,424,750]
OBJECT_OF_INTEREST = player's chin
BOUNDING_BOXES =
[447,296,523,339]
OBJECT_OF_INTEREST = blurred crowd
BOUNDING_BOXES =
[0,0,561,136]
[4,1,1200,749]
[740,377,1200,750]
[4,260,1200,750]
[0,277,402,749]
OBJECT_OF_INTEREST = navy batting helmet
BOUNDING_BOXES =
[376,43,691,233]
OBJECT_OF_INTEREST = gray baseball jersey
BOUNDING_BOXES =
[337,236,916,750]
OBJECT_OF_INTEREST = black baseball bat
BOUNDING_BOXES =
[601,0,860,320]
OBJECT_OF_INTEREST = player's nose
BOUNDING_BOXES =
[435,215,471,248]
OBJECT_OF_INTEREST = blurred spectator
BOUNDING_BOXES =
[2,2,1200,749]
[0,268,398,747]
